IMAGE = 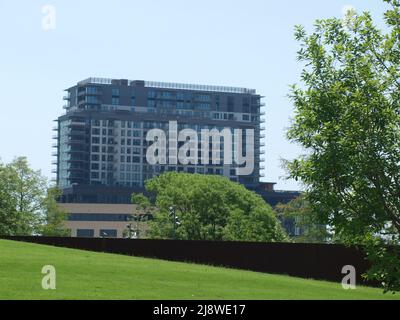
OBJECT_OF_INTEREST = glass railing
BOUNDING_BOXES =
[77,77,257,94]
[145,81,256,94]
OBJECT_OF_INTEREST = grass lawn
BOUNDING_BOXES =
[0,239,398,300]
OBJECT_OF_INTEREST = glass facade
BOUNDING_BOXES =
[54,78,265,193]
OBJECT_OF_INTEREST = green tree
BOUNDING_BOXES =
[140,172,287,242]
[286,0,400,292]
[275,195,331,243]
[40,187,70,237]
[127,193,154,239]
[0,157,68,236]
[0,162,18,235]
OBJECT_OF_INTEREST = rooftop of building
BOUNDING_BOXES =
[71,77,258,95]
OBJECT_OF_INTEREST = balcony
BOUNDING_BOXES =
[52,143,58,148]
[67,160,88,165]
[67,139,86,145]
[66,148,86,154]
[67,121,86,127]
[78,88,102,96]
[63,95,70,100]
[68,129,85,135]
[67,167,87,172]
[52,135,58,139]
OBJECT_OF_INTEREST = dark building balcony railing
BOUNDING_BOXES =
[67,139,86,145]
[67,120,86,127]
[67,177,88,183]
[78,90,102,96]
[66,149,86,154]
[68,130,86,136]
[67,158,88,163]
[67,167,87,172]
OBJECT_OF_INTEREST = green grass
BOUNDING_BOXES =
[0,239,398,300]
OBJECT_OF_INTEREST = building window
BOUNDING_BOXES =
[76,229,94,238]
[112,88,120,96]
[100,229,117,238]
[112,97,119,105]
[87,86,100,94]
[147,90,156,98]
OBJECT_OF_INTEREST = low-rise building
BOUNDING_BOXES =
[59,203,151,238]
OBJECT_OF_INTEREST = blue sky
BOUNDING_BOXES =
[0,0,390,190]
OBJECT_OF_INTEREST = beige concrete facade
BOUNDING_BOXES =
[58,203,150,238]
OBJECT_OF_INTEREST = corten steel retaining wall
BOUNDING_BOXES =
[1,236,376,286]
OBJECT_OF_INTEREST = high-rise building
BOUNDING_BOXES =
[53,78,266,205]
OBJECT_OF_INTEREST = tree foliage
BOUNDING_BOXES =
[0,157,68,236]
[139,172,287,242]
[275,195,332,243]
[40,187,69,237]
[286,0,400,292]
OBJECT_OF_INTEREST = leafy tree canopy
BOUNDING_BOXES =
[0,157,68,236]
[286,0,400,292]
[135,172,287,242]
[275,195,332,243]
